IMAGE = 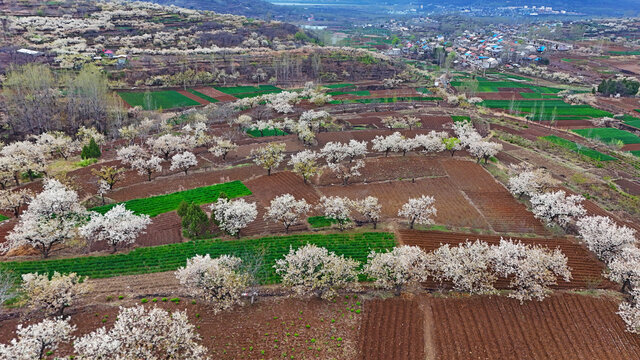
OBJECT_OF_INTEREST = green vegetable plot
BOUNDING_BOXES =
[89,180,251,217]
[572,128,640,145]
[541,136,616,161]
[118,91,200,110]
[1,233,396,284]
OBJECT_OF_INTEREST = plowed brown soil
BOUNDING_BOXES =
[431,293,640,359]
[357,298,424,360]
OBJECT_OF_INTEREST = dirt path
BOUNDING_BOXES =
[418,296,436,360]
[176,89,210,105]
[192,86,237,102]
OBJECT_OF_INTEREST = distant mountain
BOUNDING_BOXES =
[140,0,298,19]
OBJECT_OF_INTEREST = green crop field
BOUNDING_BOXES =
[631,151,640,158]
[89,180,251,217]
[479,100,612,119]
[416,87,432,94]
[307,216,351,228]
[608,51,640,56]
[245,128,288,137]
[621,115,640,129]
[519,92,559,99]
[327,90,371,96]
[330,96,442,105]
[572,128,640,145]
[450,80,563,94]
[214,85,282,98]
[118,91,200,110]
[0,214,8,221]
[323,83,355,89]
[541,136,617,161]
[0,233,396,284]
[186,89,219,103]
[451,116,471,123]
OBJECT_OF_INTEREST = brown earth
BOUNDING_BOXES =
[176,89,210,105]
[430,292,640,359]
[0,296,363,360]
[357,297,424,360]
[192,86,238,102]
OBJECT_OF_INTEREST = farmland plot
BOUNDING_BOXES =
[430,293,640,359]
[357,298,425,360]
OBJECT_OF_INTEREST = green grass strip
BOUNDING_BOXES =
[327,90,371,96]
[451,116,471,123]
[323,83,355,89]
[118,91,200,110]
[89,180,251,217]
[572,128,640,145]
[307,216,352,228]
[245,128,288,137]
[213,85,282,95]
[0,233,396,284]
[186,89,219,103]
[541,135,617,161]
[0,214,9,221]
[329,96,442,105]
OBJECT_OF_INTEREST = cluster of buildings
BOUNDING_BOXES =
[386,29,574,70]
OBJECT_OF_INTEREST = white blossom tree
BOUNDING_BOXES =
[175,254,250,313]
[415,131,447,154]
[344,140,368,161]
[618,289,640,334]
[317,196,352,230]
[209,138,238,161]
[116,144,146,165]
[21,271,88,316]
[264,194,310,233]
[577,216,637,264]
[288,150,322,184]
[274,244,360,299]
[372,132,403,157]
[352,196,381,229]
[0,318,75,360]
[0,188,33,217]
[452,120,482,147]
[397,136,418,156]
[429,240,497,294]
[147,134,193,160]
[210,198,257,237]
[74,305,209,360]
[398,195,437,229]
[530,190,586,228]
[2,179,87,258]
[469,140,503,164]
[0,141,48,183]
[320,142,350,164]
[34,131,79,160]
[508,168,552,198]
[80,204,151,253]
[170,151,198,175]
[251,142,286,176]
[131,155,164,182]
[492,239,571,302]
[607,246,640,293]
[327,159,365,185]
[363,245,431,295]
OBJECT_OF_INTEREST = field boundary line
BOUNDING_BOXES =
[418,296,436,360]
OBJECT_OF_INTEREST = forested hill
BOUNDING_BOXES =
[137,0,298,20]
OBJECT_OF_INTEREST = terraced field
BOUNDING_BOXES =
[118,90,201,110]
